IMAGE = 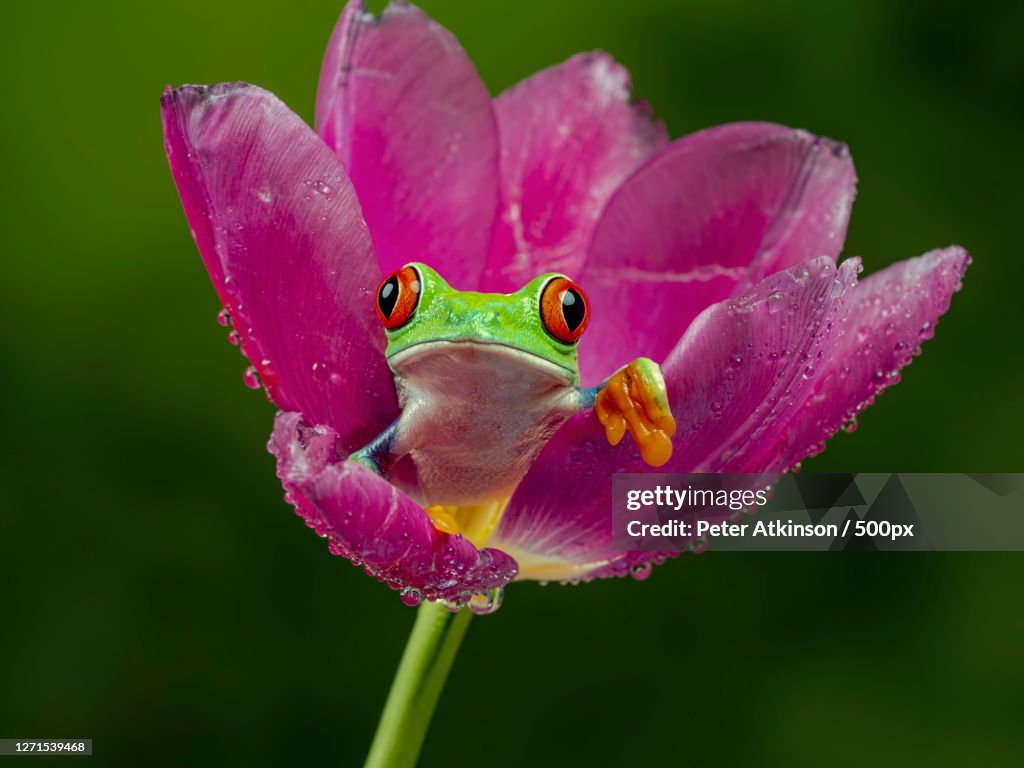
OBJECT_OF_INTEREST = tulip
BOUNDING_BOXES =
[161,3,967,765]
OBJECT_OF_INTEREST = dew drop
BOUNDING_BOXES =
[227,330,240,346]
[468,587,504,615]
[327,540,347,557]
[688,536,709,554]
[400,586,423,607]
[842,418,858,433]
[728,296,756,315]
[630,562,652,581]
[243,365,262,390]
[216,308,230,327]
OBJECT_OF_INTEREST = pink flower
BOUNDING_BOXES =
[161,0,968,608]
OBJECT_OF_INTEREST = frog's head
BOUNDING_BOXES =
[374,263,590,387]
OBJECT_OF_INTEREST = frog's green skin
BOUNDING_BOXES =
[352,263,660,508]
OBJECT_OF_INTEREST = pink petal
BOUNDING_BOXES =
[316,1,499,289]
[162,83,398,453]
[485,413,639,583]
[578,122,856,384]
[269,412,518,602]
[664,256,860,474]
[762,246,969,471]
[490,256,857,581]
[481,52,668,293]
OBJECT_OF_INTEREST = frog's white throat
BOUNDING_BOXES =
[387,339,581,508]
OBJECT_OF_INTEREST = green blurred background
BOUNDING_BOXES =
[1,0,1022,765]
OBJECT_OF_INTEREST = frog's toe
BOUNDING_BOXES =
[595,358,676,467]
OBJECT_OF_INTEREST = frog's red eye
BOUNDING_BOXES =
[375,266,421,330]
[540,277,590,344]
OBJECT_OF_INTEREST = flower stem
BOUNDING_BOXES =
[363,600,473,768]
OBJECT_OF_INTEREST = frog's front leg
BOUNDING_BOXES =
[578,357,676,467]
[349,417,402,476]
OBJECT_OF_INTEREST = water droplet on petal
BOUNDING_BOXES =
[630,562,653,581]
[243,365,262,390]
[468,587,504,615]
[327,540,347,557]
[400,586,423,607]
[441,599,464,613]
[227,330,240,346]
[842,418,858,433]
[688,536,709,554]
[216,308,230,327]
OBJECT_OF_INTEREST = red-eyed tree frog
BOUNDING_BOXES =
[352,263,676,540]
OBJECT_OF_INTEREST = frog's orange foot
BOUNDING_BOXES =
[595,358,676,467]
[424,504,461,535]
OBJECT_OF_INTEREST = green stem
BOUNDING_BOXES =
[364,601,473,768]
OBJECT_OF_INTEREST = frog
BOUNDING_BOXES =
[351,263,676,542]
